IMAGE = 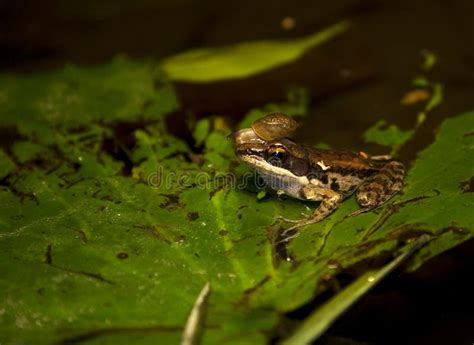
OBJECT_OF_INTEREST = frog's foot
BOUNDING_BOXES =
[277,216,300,224]
[277,218,320,243]
[346,206,376,218]
[285,218,317,231]
[277,191,343,242]
[277,228,301,243]
[276,213,309,224]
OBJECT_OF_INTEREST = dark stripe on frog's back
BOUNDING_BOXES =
[303,146,381,194]
[305,146,380,179]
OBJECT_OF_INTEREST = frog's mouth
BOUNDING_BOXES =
[237,150,310,201]
[239,154,303,180]
[232,131,301,178]
[232,128,310,195]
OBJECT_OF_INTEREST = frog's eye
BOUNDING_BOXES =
[267,146,287,165]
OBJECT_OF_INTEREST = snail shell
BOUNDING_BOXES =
[251,112,299,140]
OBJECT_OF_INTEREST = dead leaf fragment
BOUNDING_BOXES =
[401,89,431,106]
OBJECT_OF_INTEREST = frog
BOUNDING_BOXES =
[232,112,405,233]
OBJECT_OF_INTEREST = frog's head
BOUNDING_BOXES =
[231,128,309,178]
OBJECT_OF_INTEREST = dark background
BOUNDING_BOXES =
[1,0,473,344]
[2,0,474,156]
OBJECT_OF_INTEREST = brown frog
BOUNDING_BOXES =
[232,113,405,231]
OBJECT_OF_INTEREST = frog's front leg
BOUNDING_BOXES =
[352,161,405,216]
[281,185,343,232]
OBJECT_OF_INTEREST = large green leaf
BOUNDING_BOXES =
[161,21,349,82]
[0,59,472,345]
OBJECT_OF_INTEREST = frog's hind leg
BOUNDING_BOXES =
[279,188,342,242]
[351,161,405,217]
[280,186,343,233]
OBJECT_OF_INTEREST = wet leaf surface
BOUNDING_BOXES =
[0,57,472,344]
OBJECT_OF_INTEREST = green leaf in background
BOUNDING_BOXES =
[425,82,443,112]
[161,21,349,82]
[0,58,472,345]
[0,57,178,139]
[421,50,438,71]
[364,57,445,154]
[362,119,414,153]
[192,118,212,147]
[0,150,15,179]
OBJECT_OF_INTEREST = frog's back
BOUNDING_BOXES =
[304,146,381,194]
